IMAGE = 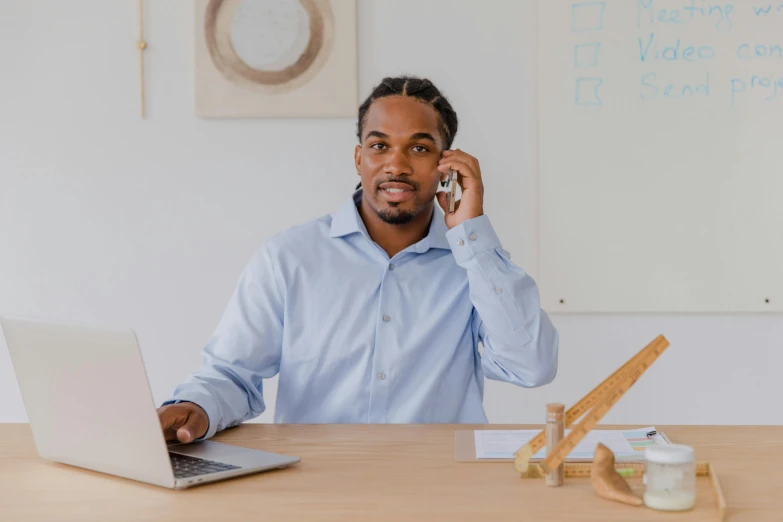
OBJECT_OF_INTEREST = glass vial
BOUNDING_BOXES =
[643,444,696,511]
[545,403,565,486]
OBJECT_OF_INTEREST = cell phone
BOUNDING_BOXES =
[447,169,457,214]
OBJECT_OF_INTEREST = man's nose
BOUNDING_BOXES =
[384,149,412,176]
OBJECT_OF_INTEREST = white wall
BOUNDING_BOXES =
[1,0,780,426]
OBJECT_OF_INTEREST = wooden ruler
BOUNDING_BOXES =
[514,334,670,475]
[519,461,710,479]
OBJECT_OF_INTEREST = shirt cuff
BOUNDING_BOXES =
[445,214,502,265]
[162,391,219,441]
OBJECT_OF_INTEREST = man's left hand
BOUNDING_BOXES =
[436,149,485,229]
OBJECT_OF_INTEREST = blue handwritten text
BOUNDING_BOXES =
[737,43,783,59]
[641,72,711,99]
[637,0,734,32]
[639,33,715,62]
[731,74,783,107]
[752,4,783,16]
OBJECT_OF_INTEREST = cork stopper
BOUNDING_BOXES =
[546,403,565,421]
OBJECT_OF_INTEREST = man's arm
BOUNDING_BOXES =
[436,149,558,387]
[162,243,285,440]
[446,216,559,387]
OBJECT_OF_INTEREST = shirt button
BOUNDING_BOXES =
[457,239,464,246]
[469,233,478,241]
[495,287,503,294]
[382,315,391,322]
[389,263,394,271]
[377,372,386,380]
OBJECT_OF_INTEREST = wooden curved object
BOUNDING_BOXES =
[590,443,643,506]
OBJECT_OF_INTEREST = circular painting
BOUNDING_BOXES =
[204,0,334,93]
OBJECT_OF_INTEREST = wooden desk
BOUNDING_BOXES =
[0,424,780,521]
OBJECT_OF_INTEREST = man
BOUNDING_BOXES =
[158,76,559,444]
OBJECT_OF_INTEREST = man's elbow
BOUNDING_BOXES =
[483,320,559,387]
[529,358,558,387]
[526,326,559,387]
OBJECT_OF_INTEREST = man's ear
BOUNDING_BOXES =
[354,144,361,176]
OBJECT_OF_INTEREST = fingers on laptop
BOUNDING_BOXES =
[157,403,208,443]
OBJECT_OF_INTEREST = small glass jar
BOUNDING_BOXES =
[643,444,696,511]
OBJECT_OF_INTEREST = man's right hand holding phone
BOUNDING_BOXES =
[157,402,209,444]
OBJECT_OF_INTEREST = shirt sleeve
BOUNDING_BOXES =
[162,243,285,440]
[445,215,559,388]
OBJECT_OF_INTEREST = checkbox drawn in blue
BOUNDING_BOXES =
[572,2,606,32]
[574,42,601,67]
[575,78,604,106]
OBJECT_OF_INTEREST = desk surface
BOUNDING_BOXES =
[0,424,780,521]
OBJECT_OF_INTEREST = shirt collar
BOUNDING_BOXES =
[329,188,451,252]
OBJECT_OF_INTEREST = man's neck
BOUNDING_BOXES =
[357,199,433,258]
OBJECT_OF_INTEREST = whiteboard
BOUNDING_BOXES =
[538,0,783,313]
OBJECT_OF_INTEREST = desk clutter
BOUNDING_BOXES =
[456,335,727,521]
[472,426,670,461]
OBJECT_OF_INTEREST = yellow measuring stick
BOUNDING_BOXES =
[513,334,667,471]
[514,335,670,475]
[519,461,710,479]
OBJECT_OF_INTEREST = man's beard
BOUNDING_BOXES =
[376,203,416,225]
[370,178,423,225]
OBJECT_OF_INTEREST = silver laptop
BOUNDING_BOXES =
[0,314,300,489]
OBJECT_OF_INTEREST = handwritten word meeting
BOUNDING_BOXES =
[634,1,783,106]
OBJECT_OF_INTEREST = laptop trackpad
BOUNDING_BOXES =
[169,440,298,469]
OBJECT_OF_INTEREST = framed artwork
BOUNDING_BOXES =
[194,0,357,118]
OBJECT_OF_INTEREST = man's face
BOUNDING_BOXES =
[354,96,446,225]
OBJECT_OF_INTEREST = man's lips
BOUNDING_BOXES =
[379,182,415,191]
[378,182,415,203]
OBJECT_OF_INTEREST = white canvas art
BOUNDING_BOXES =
[195,0,357,117]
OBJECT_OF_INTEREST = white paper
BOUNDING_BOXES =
[474,426,663,460]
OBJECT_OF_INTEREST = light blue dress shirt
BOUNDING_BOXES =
[165,189,558,439]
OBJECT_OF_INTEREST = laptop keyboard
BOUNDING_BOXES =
[169,452,241,479]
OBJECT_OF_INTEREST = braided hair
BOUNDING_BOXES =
[354,76,459,190]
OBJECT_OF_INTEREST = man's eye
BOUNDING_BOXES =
[412,145,428,153]
[370,143,386,150]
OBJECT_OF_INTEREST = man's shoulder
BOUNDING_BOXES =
[264,212,335,256]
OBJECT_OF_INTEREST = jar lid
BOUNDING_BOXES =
[645,444,694,464]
